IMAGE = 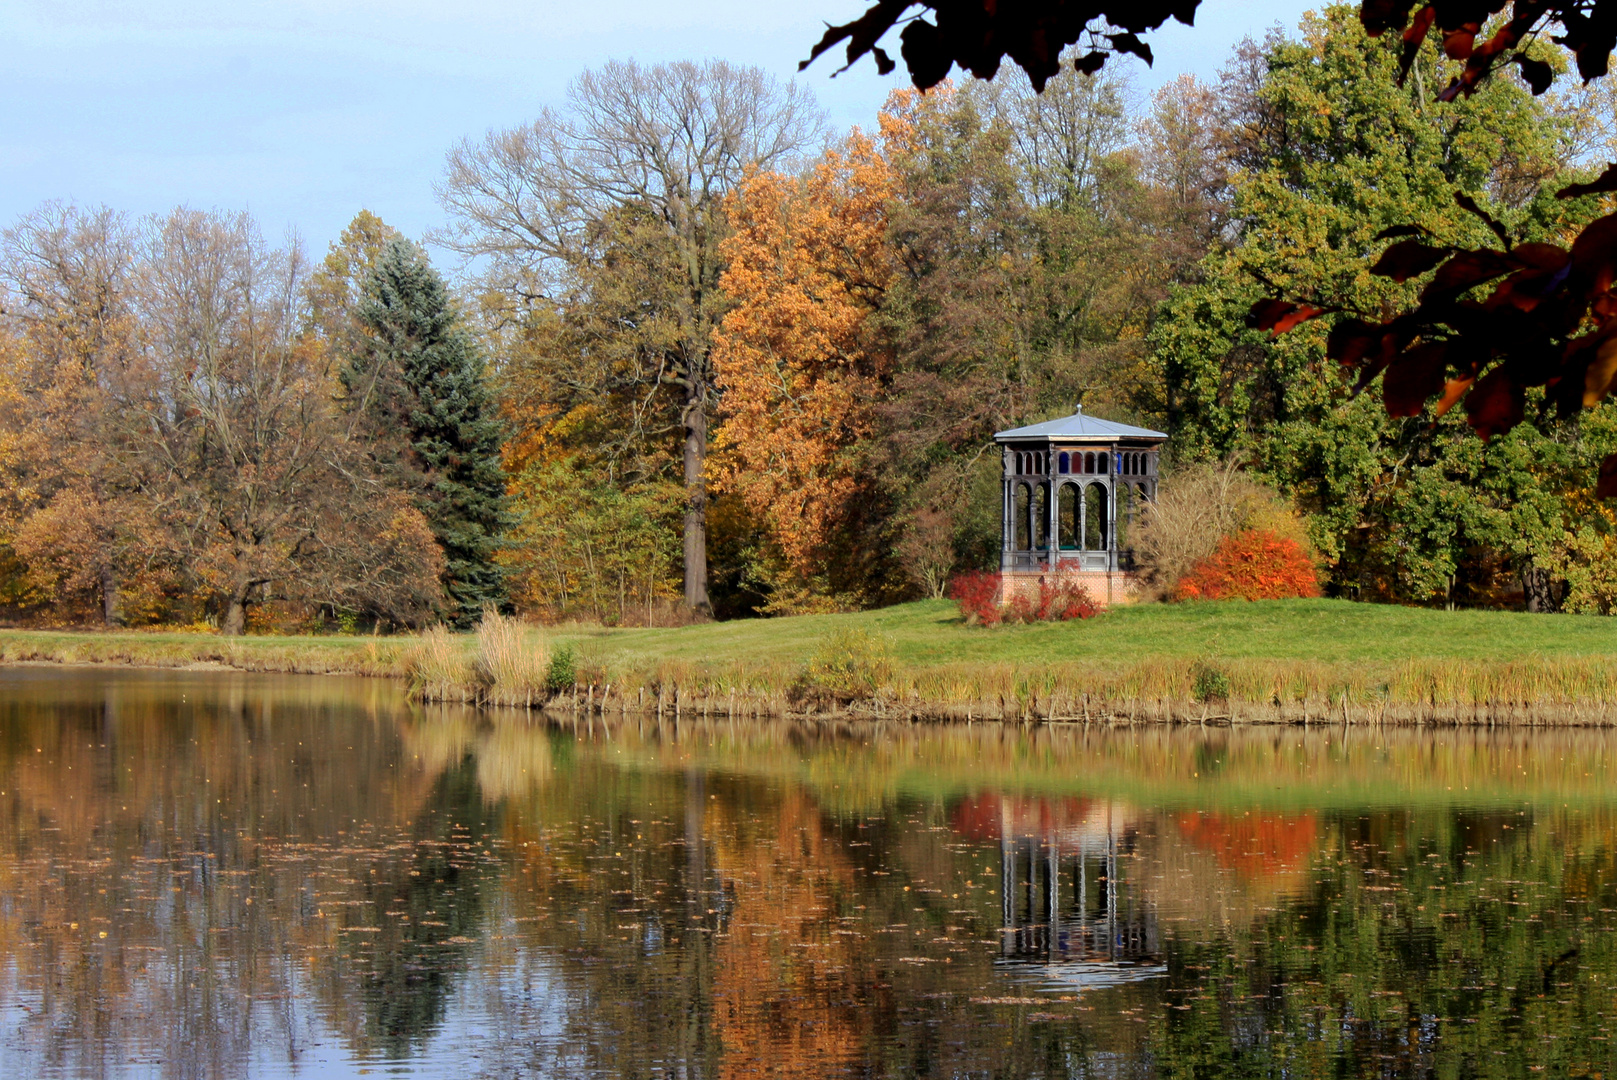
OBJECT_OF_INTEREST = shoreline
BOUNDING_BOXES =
[0,657,242,672]
[5,650,1617,729]
[6,598,1617,726]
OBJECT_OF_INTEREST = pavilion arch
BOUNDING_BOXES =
[1084,482,1108,550]
[1058,482,1081,549]
[1013,483,1031,550]
[1031,481,1050,549]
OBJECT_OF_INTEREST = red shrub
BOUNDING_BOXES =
[948,570,1003,625]
[1176,529,1321,602]
[948,570,1098,625]
[1004,586,1038,624]
[1033,573,1099,621]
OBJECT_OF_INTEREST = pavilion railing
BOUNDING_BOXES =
[1004,550,1137,573]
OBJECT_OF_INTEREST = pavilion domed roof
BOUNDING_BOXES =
[994,405,1166,443]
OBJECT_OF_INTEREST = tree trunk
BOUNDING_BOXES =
[682,389,711,616]
[221,579,256,636]
[1523,565,1561,613]
[100,563,122,628]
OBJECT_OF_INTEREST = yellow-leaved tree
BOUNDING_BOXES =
[711,131,898,613]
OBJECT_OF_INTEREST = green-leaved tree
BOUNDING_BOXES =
[1148,7,1616,609]
[346,238,509,626]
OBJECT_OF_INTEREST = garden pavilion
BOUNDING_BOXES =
[993,405,1166,606]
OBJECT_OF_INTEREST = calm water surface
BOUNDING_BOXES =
[1,667,1616,1077]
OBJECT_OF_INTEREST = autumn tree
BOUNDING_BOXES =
[478,199,695,619]
[1149,8,1609,606]
[139,210,443,633]
[500,458,682,623]
[1138,71,1240,277]
[435,59,824,615]
[306,209,403,356]
[0,205,156,624]
[712,132,899,611]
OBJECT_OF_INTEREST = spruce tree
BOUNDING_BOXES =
[346,238,508,626]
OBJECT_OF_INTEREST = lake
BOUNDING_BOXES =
[0,666,1614,1077]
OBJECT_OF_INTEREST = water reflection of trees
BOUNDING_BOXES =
[9,674,1617,1076]
[0,670,494,1075]
[475,717,1617,1077]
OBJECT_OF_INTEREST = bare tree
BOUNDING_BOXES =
[138,209,442,633]
[970,65,1135,210]
[435,59,824,615]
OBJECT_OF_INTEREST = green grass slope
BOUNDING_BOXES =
[573,597,1617,668]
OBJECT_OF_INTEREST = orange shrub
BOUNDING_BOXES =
[1175,529,1321,602]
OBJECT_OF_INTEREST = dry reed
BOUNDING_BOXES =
[404,626,477,703]
[8,622,1617,725]
[475,611,551,706]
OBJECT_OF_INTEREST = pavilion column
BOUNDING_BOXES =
[1107,477,1118,572]
[1046,455,1057,568]
[1002,451,1013,570]
[1104,447,1116,572]
[1078,482,1088,556]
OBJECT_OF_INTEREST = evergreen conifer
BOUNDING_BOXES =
[345,238,508,626]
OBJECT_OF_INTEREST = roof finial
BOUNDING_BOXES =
[1074,401,1083,416]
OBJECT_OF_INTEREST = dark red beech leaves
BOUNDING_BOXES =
[800,0,1202,91]
[1251,2,1617,497]
[1248,189,1617,445]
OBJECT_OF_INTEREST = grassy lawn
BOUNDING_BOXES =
[570,597,1617,669]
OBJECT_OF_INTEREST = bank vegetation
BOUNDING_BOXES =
[5,599,1617,725]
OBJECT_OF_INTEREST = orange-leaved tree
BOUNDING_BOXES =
[711,130,898,611]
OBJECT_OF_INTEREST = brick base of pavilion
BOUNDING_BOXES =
[1000,568,1145,611]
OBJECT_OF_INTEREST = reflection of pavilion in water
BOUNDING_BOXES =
[952,794,1165,989]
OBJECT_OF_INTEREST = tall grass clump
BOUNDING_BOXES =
[1191,661,1232,703]
[476,610,551,706]
[405,625,476,703]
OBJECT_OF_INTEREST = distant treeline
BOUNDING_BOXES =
[5,6,1617,630]
[0,211,505,633]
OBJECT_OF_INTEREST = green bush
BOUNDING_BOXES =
[545,644,577,693]
[801,628,894,698]
[1192,661,1232,703]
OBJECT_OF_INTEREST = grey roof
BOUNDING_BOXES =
[994,406,1167,442]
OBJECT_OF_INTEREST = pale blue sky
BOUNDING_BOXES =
[0,1,1314,260]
